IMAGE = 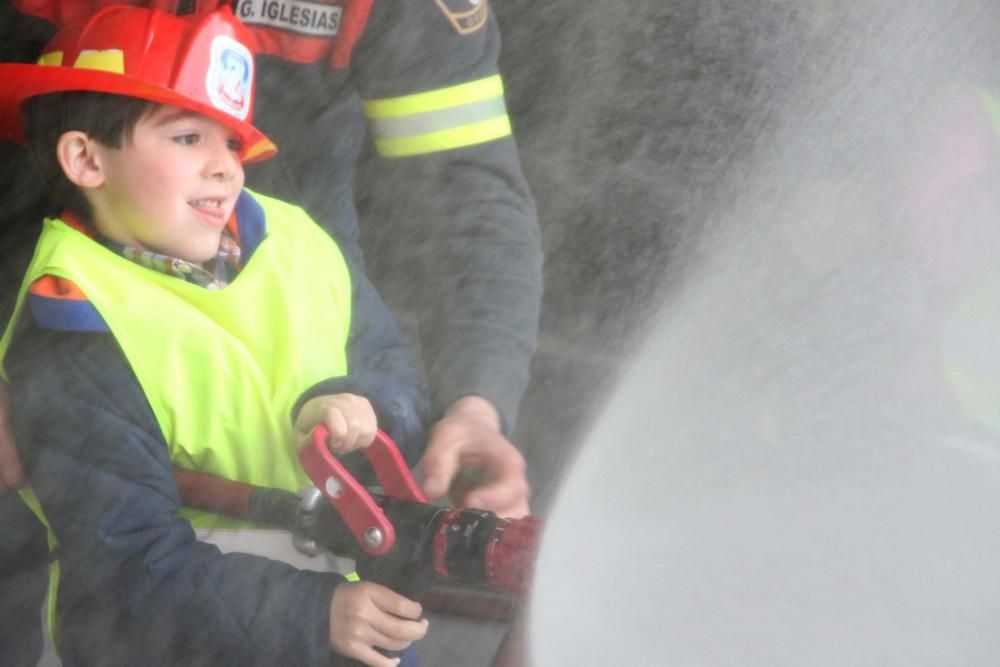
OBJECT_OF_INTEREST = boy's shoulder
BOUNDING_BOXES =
[241,188,346,254]
[242,188,314,229]
[27,275,107,333]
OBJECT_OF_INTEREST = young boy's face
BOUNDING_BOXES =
[87,104,245,264]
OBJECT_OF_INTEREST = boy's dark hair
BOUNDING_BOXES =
[23,92,155,223]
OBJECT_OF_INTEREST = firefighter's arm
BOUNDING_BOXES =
[352,0,541,432]
[352,2,541,515]
[421,396,530,518]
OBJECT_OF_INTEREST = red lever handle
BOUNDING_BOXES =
[362,430,426,503]
[298,426,425,557]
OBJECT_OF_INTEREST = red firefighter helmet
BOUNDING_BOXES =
[0,5,276,163]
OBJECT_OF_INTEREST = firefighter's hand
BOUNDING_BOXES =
[329,581,428,667]
[420,395,530,519]
[295,393,377,454]
[0,381,25,493]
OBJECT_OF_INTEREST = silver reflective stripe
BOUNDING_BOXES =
[195,528,355,574]
[368,96,508,140]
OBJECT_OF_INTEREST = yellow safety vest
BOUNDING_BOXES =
[0,189,354,643]
[3,189,351,502]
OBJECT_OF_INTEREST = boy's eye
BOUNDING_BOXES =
[173,133,199,146]
[227,138,244,153]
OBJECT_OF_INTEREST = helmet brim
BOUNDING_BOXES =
[0,63,277,164]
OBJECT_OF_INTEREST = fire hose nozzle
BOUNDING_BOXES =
[486,514,543,595]
[177,427,543,599]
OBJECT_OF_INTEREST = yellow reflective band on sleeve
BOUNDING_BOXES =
[363,75,512,157]
[372,115,512,157]
[363,75,504,118]
[345,571,361,582]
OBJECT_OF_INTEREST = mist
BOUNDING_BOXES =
[526,1,1000,665]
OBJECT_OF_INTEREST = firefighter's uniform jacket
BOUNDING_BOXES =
[1,190,428,665]
[9,0,543,431]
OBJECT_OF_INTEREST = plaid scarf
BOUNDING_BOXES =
[97,231,242,290]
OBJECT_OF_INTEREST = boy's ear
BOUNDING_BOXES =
[56,131,105,189]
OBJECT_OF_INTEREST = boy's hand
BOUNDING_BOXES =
[329,581,429,667]
[295,393,377,454]
[421,395,530,519]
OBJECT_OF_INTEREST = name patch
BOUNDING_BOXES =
[433,0,488,36]
[234,0,343,37]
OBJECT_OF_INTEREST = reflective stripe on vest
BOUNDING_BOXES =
[362,74,512,157]
[196,527,356,574]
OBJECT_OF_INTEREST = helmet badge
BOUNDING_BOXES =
[206,35,253,121]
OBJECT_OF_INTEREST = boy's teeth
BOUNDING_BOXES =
[191,199,220,208]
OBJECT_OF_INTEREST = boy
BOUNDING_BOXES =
[0,6,428,666]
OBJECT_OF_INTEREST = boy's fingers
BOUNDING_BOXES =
[341,398,376,451]
[341,418,365,451]
[295,397,323,430]
[357,402,377,448]
[369,628,415,653]
[320,396,378,452]
[371,615,428,644]
[363,400,377,444]
[371,587,423,619]
[357,424,376,449]
[346,413,370,450]
[323,408,349,451]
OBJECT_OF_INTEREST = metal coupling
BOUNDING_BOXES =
[293,485,324,557]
